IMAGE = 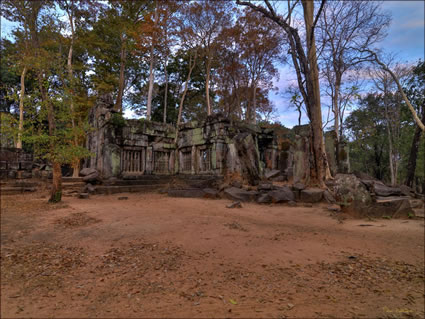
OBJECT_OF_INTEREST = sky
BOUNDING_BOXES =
[1,1,424,127]
[272,0,425,128]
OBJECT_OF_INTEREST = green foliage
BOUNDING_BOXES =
[346,94,391,180]
[0,112,18,147]
[110,113,126,128]
[345,59,425,186]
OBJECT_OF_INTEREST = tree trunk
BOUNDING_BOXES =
[176,51,197,131]
[146,45,155,120]
[366,49,425,131]
[236,0,329,184]
[302,0,328,185]
[298,108,301,126]
[236,92,242,120]
[49,162,62,203]
[146,2,159,121]
[205,53,212,116]
[115,33,126,113]
[387,123,395,185]
[163,57,169,123]
[17,66,27,149]
[245,96,251,123]
[406,108,425,187]
[251,82,257,124]
[333,74,341,167]
[38,73,62,202]
[383,88,397,185]
[67,10,80,177]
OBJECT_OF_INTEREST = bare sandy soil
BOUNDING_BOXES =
[1,191,424,318]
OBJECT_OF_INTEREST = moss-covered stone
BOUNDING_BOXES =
[111,150,121,176]
[211,148,217,169]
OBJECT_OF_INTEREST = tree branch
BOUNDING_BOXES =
[363,48,425,132]
[310,0,326,46]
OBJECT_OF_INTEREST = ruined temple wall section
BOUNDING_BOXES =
[84,101,322,181]
[177,121,229,175]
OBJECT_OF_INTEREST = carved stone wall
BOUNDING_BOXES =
[84,96,348,183]
[0,147,34,179]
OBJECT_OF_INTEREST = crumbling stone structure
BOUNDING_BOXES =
[84,96,285,183]
[83,95,349,184]
[0,95,348,185]
[0,147,34,179]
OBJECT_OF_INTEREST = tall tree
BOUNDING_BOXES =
[317,0,390,157]
[183,0,231,116]
[364,49,425,132]
[404,61,425,187]
[236,0,329,186]
[345,94,390,180]
[2,0,36,149]
[88,1,152,113]
[58,0,97,177]
[236,8,283,124]
[145,0,159,120]
[372,64,409,185]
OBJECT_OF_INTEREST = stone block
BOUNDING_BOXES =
[373,183,401,197]
[0,161,7,170]
[0,170,8,179]
[8,170,16,179]
[323,190,336,203]
[83,171,101,183]
[264,169,280,179]
[80,167,97,176]
[20,161,33,170]
[168,188,206,198]
[16,170,32,179]
[268,186,295,203]
[203,188,219,199]
[257,193,272,204]
[400,185,414,197]
[8,162,19,170]
[224,187,258,202]
[300,188,324,203]
[258,182,273,191]
[367,197,413,218]
[84,183,96,194]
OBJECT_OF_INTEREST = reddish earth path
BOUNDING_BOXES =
[1,192,424,318]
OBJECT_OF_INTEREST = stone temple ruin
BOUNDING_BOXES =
[1,95,423,219]
[84,94,349,184]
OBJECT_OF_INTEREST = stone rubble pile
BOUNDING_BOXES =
[166,172,424,219]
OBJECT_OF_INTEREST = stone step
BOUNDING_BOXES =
[120,174,220,181]
[94,184,168,195]
[62,177,84,183]
[0,181,40,188]
[1,186,37,195]
[62,182,85,188]
[121,174,174,180]
[175,174,222,181]
[104,179,172,186]
[167,188,207,198]
[103,178,216,187]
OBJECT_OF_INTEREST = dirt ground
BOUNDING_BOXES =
[1,191,424,318]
